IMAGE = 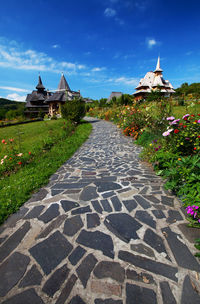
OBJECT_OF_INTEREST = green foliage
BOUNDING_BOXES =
[61,97,85,123]
[0,121,92,224]
[175,82,200,98]
[0,98,25,120]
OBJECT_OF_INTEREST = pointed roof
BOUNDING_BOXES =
[154,56,163,73]
[57,73,70,91]
[36,75,45,90]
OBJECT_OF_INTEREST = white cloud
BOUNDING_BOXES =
[92,67,106,72]
[52,44,60,49]
[6,93,26,101]
[104,8,116,17]
[0,39,87,74]
[108,76,139,86]
[147,38,157,48]
[0,86,29,92]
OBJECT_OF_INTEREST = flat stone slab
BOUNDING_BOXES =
[162,227,200,271]
[92,200,103,214]
[134,195,151,209]
[63,215,84,236]
[104,213,142,243]
[76,230,114,258]
[69,246,86,266]
[0,221,30,263]
[122,199,137,212]
[94,181,122,192]
[69,296,86,304]
[181,275,200,304]
[61,200,79,212]
[80,186,98,201]
[19,265,42,287]
[55,274,78,304]
[71,206,92,215]
[94,261,125,283]
[38,204,60,223]
[24,205,45,219]
[29,231,73,275]
[42,264,70,297]
[87,213,100,228]
[119,250,178,281]
[0,252,30,297]
[100,199,112,212]
[95,299,123,304]
[130,243,155,258]
[144,229,169,258]
[37,214,67,239]
[126,283,157,304]
[160,281,176,304]
[135,210,156,229]
[76,253,98,288]
[2,288,44,304]
[126,268,155,285]
[110,196,122,211]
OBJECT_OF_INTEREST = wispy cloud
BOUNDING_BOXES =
[0,86,29,92]
[186,51,193,56]
[146,38,157,48]
[0,39,87,74]
[92,67,106,72]
[108,76,139,86]
[104,7,117,17]
[6,93,26,102]
[52,44,60,49]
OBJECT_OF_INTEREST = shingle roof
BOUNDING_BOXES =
[107,92,122,101]
[57,74,70,91]
[36,75,45,90]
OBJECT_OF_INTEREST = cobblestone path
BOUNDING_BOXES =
[0,117,200,304]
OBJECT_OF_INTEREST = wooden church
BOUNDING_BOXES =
[25,74,80,117]
[133,57,175,101]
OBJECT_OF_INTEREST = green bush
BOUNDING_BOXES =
[61,98,85,123]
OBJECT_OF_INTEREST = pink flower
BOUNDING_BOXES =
[197,120,200,123]
[171,119,180,125]
[167,116,175,121]
[182,114,190,119]
[162,129,173,136]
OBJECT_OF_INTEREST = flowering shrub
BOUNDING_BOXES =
[0,138,32,175]
[162,114,200,155]
[186,205,200,223]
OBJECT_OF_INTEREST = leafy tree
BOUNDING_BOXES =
[61,97,85,124]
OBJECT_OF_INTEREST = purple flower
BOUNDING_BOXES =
[182,114,190,119]
[171,119,180,125]
[162,129,173,136]
[167,116,175,121]
[185,137,190,140]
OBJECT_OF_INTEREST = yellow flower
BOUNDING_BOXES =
[178,158,181,161]
[149,143,153,146]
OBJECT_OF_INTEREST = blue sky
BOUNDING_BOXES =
[0,0,200,101]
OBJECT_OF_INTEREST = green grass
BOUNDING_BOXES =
[0,119,69,159]
[172,104,200,118]
[0,120,92,224]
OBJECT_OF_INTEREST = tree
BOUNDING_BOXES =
[61,97,85,124]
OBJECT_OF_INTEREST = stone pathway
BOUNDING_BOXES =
[0,117,200,304]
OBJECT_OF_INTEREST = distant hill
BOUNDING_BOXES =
[0,98,25,107]
[175,83,200,98]
[0,98,25,119]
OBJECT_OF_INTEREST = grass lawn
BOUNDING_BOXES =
[0,120,92,224]
[172,103,200,118]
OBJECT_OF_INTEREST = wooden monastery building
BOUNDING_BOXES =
[133,57,175,101]
[25,74,80,117]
